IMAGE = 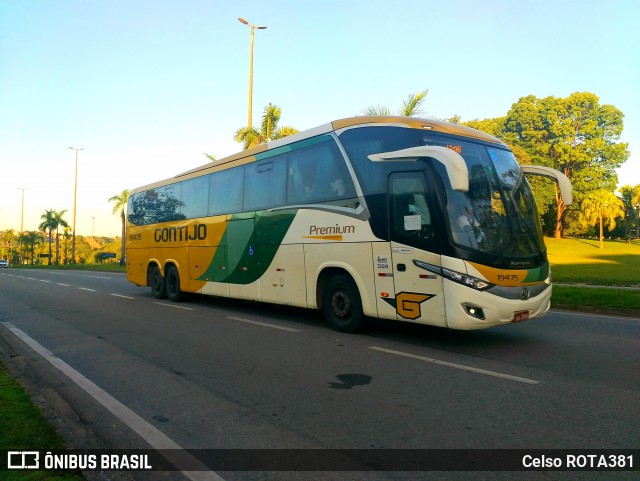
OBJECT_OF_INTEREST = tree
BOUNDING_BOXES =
[0,230,16,263]
[618,184,640,241]
[39,210,56,265]
[361,90,429,117]
[500,92,629,238]
[22,231,43,265]
[108,189,129,266]
[39,209,68,265]
[234,103,299,150]
[580,189,625,249]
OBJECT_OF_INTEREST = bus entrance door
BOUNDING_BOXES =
[388,172,446,327]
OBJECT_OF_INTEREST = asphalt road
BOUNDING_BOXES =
[0,268,638,481]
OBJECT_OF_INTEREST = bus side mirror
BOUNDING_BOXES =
[368,146,469,192]
[521,165,573,206]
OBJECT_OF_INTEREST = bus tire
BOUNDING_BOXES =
[150,264,166,299]
[165,265,182,302]
[322,274,363,333]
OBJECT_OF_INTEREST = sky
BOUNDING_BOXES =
[1,0,638,237]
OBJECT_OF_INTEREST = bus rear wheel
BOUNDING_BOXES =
[150,265,166,299]
[165,266,182,302]
[323,274,363,333]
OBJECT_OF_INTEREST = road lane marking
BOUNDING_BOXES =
[39,279,51,283]
[1,322,224,481]
[110,293,135,300]
[88,275,111,280]
[369,346,539,385]
[154,302,196,311]
[79,287,96,292]
[57,283,70,287]
[227,316,300,332]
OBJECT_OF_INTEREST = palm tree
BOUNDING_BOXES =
[580,190,625,249]
[361,90,429,117]
[39,210,56,265]
[38,209,68,265]
[234,103,299,150]
[23,231,42,265]
[62,226,72,264]
[108,189,129,266]
[52,210,68,265]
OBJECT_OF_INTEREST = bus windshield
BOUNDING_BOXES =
[439,144,544,259]
[338,126,545,260]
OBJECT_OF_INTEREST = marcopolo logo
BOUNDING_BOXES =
[7,451,40,469]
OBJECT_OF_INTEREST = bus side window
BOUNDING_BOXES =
[286,140,356,205]
[209,167,243,215]
[244,156,287,211]
[181,176,208,219]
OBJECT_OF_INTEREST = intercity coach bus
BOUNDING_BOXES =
[126,116,572,332]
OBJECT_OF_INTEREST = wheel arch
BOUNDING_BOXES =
[315,263,375,317]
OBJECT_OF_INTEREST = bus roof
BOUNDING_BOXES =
[130,116,506,194]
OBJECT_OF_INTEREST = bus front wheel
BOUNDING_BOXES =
[165,266,182,302]
[150,265,166,299]
[323,274,363,333]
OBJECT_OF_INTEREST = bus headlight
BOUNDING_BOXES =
[441,267,494,290]
[413,260,494,291]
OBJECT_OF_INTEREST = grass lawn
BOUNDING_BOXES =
[0,364,85,480]
[545,237,640,286]
[545,236,640,313]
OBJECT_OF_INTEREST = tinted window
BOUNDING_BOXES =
[181,176,208,219]
[339,126,419,194]
[209,167,243,215]
[244,158,287,210]
[287,138,356,205]
[156,184,185,223]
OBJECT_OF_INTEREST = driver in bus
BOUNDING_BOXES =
[457,205,485,248]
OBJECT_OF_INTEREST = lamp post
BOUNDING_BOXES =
[17,187,27,265]
[69,146,84,264]
[238,17,267,129]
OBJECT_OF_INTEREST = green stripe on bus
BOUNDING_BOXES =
[197,210,297,284]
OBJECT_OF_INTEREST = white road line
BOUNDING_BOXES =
[109,293,135,300]
[57,283,70,287]
[153,302,196,311]
[227,316,300,332]
[79,287,96,292]
[369,346,539,385]
[88,275,111,280]
[39,279,51,283]
[1,322,224,481]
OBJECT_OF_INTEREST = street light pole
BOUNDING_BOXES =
[238,17,267,129]
[17,187,27,265]
[69,146,84,264]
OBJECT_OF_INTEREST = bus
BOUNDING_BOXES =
[126,116,572,332]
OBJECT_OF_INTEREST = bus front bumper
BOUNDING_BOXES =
[444,280,552,330]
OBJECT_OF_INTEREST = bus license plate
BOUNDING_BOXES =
[513,310,530,322]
